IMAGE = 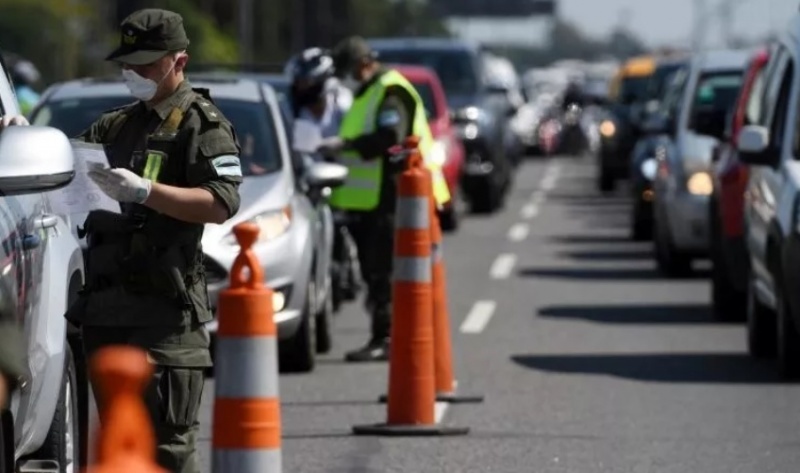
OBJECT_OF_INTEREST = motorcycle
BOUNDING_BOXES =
[558,103,590,156]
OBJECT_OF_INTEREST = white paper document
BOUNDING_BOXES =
[292,119,323,154]
[48,141,121,217]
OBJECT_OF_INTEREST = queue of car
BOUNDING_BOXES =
[595,12,800,382]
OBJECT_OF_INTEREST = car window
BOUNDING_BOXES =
[660,67,688,118]
[760,48,789,130]
[410,81,437,119]
[744,66,768,127]
[687,70,743,133]
[31,95,283,176]
[618,75,651,104]
[374,48,479,97]
[647,63,683,100]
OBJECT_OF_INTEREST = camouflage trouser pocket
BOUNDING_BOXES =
[145,366,205,429]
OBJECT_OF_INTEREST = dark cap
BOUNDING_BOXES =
[105,9,190,65]
[332,36,376,73]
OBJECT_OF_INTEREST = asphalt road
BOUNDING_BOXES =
[195,154,800,473]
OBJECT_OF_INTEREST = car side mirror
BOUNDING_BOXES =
[0,126,75,195]
[306,161,348,189]
[737,125,778,167]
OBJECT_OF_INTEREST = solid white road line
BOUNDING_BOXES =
[508,223,530,242]
[520,203,539,219]
[435,402,448,423]
[489,253,517,279]
[460,300,497,334]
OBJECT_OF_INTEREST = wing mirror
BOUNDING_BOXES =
[737,125,778,167]
[306,161,348,189]
[0,126,75,195]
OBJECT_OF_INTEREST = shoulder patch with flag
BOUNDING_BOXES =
[211,155,242,177]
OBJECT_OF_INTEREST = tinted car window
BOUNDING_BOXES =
[647,63,683,100]
[689,71,743,128]
[409,81,437,119]
[375,48,479,97]
[618,75,651,103]
[31,95,282,176]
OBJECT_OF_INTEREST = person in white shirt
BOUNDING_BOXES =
[286,47,352,156]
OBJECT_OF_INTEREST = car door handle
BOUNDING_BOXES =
[37,215,59,229]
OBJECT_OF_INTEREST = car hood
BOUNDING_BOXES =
[201,171,293,247]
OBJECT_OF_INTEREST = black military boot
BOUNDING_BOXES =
[344,306,391,362]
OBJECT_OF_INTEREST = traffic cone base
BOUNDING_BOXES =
[352,423,469,437]
[377,389,485,404]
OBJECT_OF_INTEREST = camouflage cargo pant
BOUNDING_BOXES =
[82,322,211,473]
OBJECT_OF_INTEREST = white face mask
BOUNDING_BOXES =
[121,57,178,101]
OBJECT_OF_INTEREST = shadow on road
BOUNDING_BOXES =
[558,249,652,261]
[537,304,729,324]
[282,399,379,407]
[519,266,709,280]
[510,353,789,384]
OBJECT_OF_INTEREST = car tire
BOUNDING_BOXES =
[28,345,80,473]
[1,409,13,473]
[746,271,777,359]
[776,284,800,380]
[315,276,334,355]
[598,165,615,193]
[279,282,316,373]
[469,181,501,214]
[438,204,459,233]
[654,216,692,277]
[630,203,652,241]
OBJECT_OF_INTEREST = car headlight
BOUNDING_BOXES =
[686,171,713,196]
[457,123,479,140]
[599,120,616,137]
[430,140,447,167]
[454,106,481,122]
[222,205,292,246]
[640,158,657,180]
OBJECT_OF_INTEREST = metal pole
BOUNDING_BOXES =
[238,0,254,64]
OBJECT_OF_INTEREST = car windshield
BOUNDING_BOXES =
[375,48,479,97]
[618,75,651,104]
[689,71,743,127]
[409,81,437,119]
[30,95,282,176]
[647,63,683,100]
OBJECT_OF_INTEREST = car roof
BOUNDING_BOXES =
[44,76,270,103]
[693,49,751,72]
[368,37,482,54]
[619,55,657,77]
[387,64,438,81]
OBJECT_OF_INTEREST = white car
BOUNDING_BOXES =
[651,49,750,276]
[0,54,88,473]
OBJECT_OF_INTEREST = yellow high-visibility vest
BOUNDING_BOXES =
[330,69,450,211]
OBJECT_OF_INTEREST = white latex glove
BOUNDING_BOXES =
[0,115,29,130]
[87,167,152,204]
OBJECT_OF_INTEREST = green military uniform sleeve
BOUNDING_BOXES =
[74,104,136,143]
[184,101,243,218]
[0,322,25,391]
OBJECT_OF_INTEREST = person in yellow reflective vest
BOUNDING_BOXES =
[316,36,449,362]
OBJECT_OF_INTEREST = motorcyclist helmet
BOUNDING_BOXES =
[287,47,335,112]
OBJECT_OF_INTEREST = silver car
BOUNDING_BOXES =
[651,49,749,276]
[29,76,346,373]
[0,54,88,473]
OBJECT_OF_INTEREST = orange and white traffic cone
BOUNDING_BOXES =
[353,137,467,436]
[212,223,282,472]
[84,346,166,473]
[428,193,484,404]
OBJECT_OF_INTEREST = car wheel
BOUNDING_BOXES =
[776,284,800,380]
[438,203,460,233]
[710,242,745,322]
[279,281,316,373]
[29,345,80,473]
[469,181,501,214]
[746,271,777,359]
[1,409,13,473]
[315,275,334,354]
[653,215,692,277]
[630,202,652,241]
[598,165,615,193]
